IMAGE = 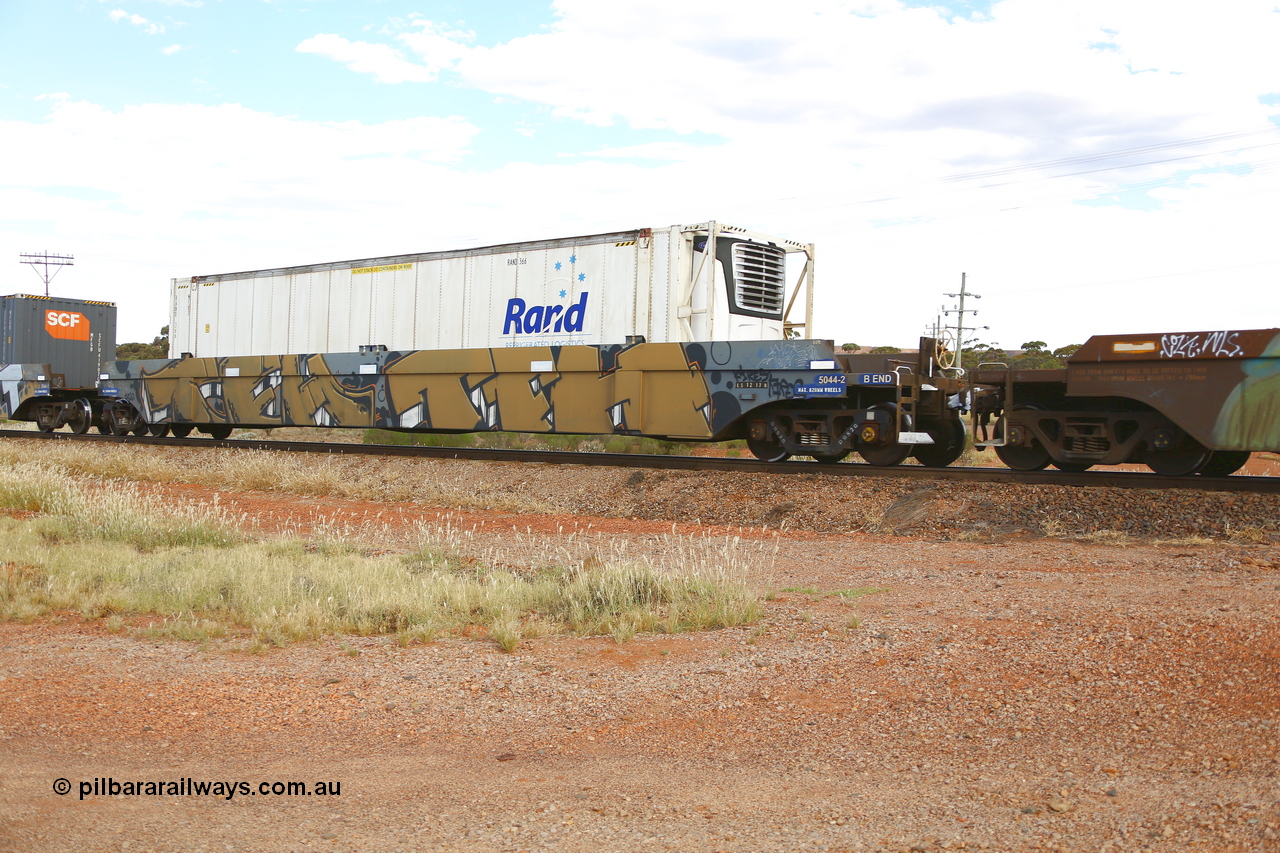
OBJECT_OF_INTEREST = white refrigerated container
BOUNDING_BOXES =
[169,222,814,357]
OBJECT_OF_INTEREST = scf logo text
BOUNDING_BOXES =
[45,310,91,342]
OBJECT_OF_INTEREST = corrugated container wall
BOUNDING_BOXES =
[170,223,809,358]
[1,294,116,388]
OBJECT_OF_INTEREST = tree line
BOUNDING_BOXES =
[116,326,168,360]
[840,340,1082,369]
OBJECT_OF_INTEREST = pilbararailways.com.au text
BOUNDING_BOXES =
[55,777,341,801]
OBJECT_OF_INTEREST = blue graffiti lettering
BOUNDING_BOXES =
[504,292,589,335]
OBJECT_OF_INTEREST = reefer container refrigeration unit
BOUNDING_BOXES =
[1,294,116,389]
[169,222,815,358]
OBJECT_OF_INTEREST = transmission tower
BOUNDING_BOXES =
[20,251,74,297]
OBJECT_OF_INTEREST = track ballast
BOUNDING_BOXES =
[4,428,1278,495]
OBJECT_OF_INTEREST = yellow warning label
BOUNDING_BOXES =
[352,263,413,275]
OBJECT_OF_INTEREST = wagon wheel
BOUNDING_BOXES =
[1144,436,1211,476]
[130,420,150,436]
[860,443,914,466]
[1199,451,1250,477]
[105,403,135,437]
[66,399,94,435]
[991,405,1051,471]
[994,442,1050,471]
[746,435,791,463]
[204,424,234,440]
[809,450,850,464]
[913,419,966,468]
[148,423,171,438]
[1051,461,1093,473]
[858,404,914,467]
[169,424,194,439]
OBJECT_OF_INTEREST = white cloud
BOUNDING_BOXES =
[296,34,433,84]
[396,20,473,77]
[162,44,182,55]
[0,99,482,339]
[109,9,165,35]
[10,0,1280,347]
[363,0,1279,346]
[574,142,718,161]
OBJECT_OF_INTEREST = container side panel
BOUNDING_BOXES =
[321,270,346,353]
[290,273,314,354]
[190,283,211,357]
[214,282,234,355]
[234,280,258,355]
[314,271,335,354]
[248,277,276,355]
[1,300,14,364]
[268,275,291,356]
[577,242,606,345]
[651,228,675,344]
[344,269,372,352]
[385,265,418,351]
[95,303,117,384]
[168,225,796,356]
[2,296,116,387]
[466,254,499,348]
[435,258,466,349]
[413,261,436,351]
[367,267,403,350]
[601,241,637,345]
[170,281,192,356]
[210,283,230,355]
[498,242,600,348]
[208,282,230,355]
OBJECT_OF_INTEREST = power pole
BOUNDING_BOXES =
[943,272,985,371]
[20,252,74,297]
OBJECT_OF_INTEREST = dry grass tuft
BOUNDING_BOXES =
[0,439,553,514]
[0,459,776,650]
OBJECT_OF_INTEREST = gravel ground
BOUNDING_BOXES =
[1,454,1278,852]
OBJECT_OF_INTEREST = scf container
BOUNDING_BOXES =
[0,294,116,388]
[169,222,814,358]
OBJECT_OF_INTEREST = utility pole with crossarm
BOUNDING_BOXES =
[19,251,74,297]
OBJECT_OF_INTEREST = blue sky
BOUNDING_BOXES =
[2,0,1278,346]
[0,1,660,168]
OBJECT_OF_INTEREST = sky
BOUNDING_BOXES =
[1,0,1278,350]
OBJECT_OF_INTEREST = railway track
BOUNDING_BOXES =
[6,428,1280,495]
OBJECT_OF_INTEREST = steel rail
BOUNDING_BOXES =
[4,428,1279,495]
